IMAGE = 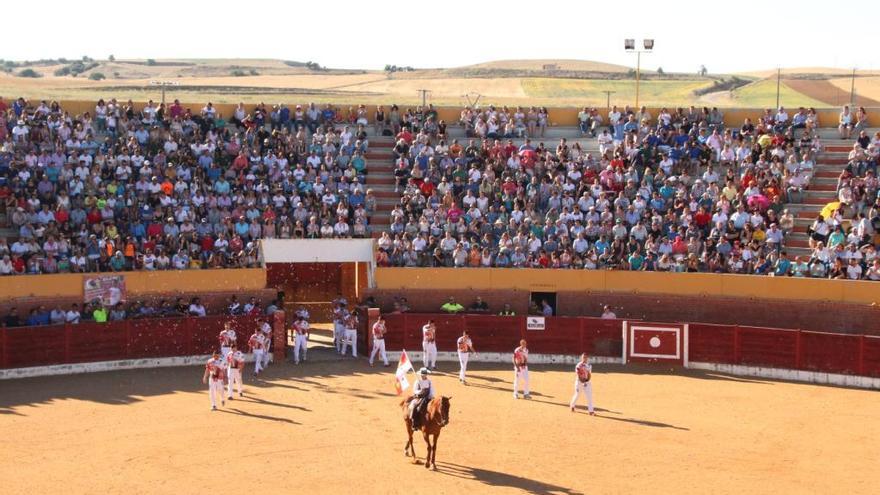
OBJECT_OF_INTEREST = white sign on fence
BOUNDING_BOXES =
[526,316,546,331]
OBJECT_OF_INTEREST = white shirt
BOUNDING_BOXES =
[413,378,435,399]
[422,324,436,343]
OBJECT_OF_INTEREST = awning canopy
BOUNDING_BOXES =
[260,239,377,287]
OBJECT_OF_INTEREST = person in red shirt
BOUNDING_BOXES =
[86,207,102,225]
[11,254,25,274]
[537,251,550,268]
[396,127,413,145]
[419,179,435,197]
[503,140,517,159]
[694,206,712,231]
[54,206,69,225]
[146,221,163,239]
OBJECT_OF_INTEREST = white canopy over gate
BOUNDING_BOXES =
[259,239,377,287]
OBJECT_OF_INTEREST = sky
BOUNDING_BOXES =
[5,0,878,73]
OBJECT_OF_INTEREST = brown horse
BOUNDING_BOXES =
[401,395,451,469]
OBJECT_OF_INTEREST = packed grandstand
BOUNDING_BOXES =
[1,96,878,284]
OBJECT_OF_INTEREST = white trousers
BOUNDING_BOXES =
[227,368,243,397]
[342,329,358,357]
[570,379,593,412]
[513,367,530,397]
[334,323,345,352]
[253,350,264,374]
[209,378,225,408]
[261,340,271,368]
[220,346,231,359]
[458,351,469,381]
[370,338,388,365]
[294,334,308,363]
[422,341,437,368]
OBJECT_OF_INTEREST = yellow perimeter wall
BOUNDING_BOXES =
[47,100,863,129]
[374,268,880,306]
[0,269,266,300]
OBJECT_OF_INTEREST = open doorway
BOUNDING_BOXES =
[529,291,557,316]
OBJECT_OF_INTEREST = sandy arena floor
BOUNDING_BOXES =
[1,341,878,495]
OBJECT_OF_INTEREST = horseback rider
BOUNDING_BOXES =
[410,367,435,429]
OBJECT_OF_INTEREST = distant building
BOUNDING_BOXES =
[542,64,559,71]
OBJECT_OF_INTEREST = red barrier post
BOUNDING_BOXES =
[733,325,741,364]
[1,327,7,368]
[272,310,286,361]
[578,318,585,353]
[859,335,866,375]
[124,320,131,359]
[402,313,409,351]
[64,324,72,364]
[185,317,195,356]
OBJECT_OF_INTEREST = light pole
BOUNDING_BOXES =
[149,80,180,106]
[776,67,781,109]
[416,89,431,107]
[625,38,654,108]
[602,90,616,112]
[850,67,857,106]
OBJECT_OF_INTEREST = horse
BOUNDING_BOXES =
[400,395,451,470]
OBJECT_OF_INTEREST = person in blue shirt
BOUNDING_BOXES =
[279,105,291,130]
[628,251,645,270]
[321,105,335,123]
[594,236,610,256]
[234,217,250,239]
[613,118,626,142]
[129,220,146,241]
[349,190,365,208]
[773,252,792,276]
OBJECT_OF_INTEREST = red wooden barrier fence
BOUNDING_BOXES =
[3,312,879,380]
[0,315,263,369]
[381,314,626,358]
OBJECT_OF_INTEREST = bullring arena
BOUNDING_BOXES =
[4,57,880,493]
[2,331,878,495]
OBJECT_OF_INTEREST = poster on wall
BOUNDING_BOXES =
[526,316,546,331]
[84,275,126,306]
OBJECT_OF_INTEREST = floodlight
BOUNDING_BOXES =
[643,39,654,50]
[624,39,635,50]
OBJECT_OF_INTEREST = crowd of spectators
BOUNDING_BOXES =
[378,103,880,279]
[2,294,280,327]
[0,96,377,275]
[3,94,879,281]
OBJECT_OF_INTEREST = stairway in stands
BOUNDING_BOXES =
[364,137,397,235]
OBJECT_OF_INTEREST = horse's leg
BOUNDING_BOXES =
[422,430,432,469]
[431,431,440,470]
[404,423,412,457]
[407,423,418,463]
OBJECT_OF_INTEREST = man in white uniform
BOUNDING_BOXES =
[202,351,226,410]
[409,367,435,430]
[333,307,348,354]
[513,339,530,399]
[226,344,245,399]
[218,322,237,359]
[259,319,273,369]
[341,313,359,357]
[369,315,389,367]
[248,329,266,376]
[291,316,309,364]
[569,353,594,415]
[456,330,476,384]
[422,320,438,370]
